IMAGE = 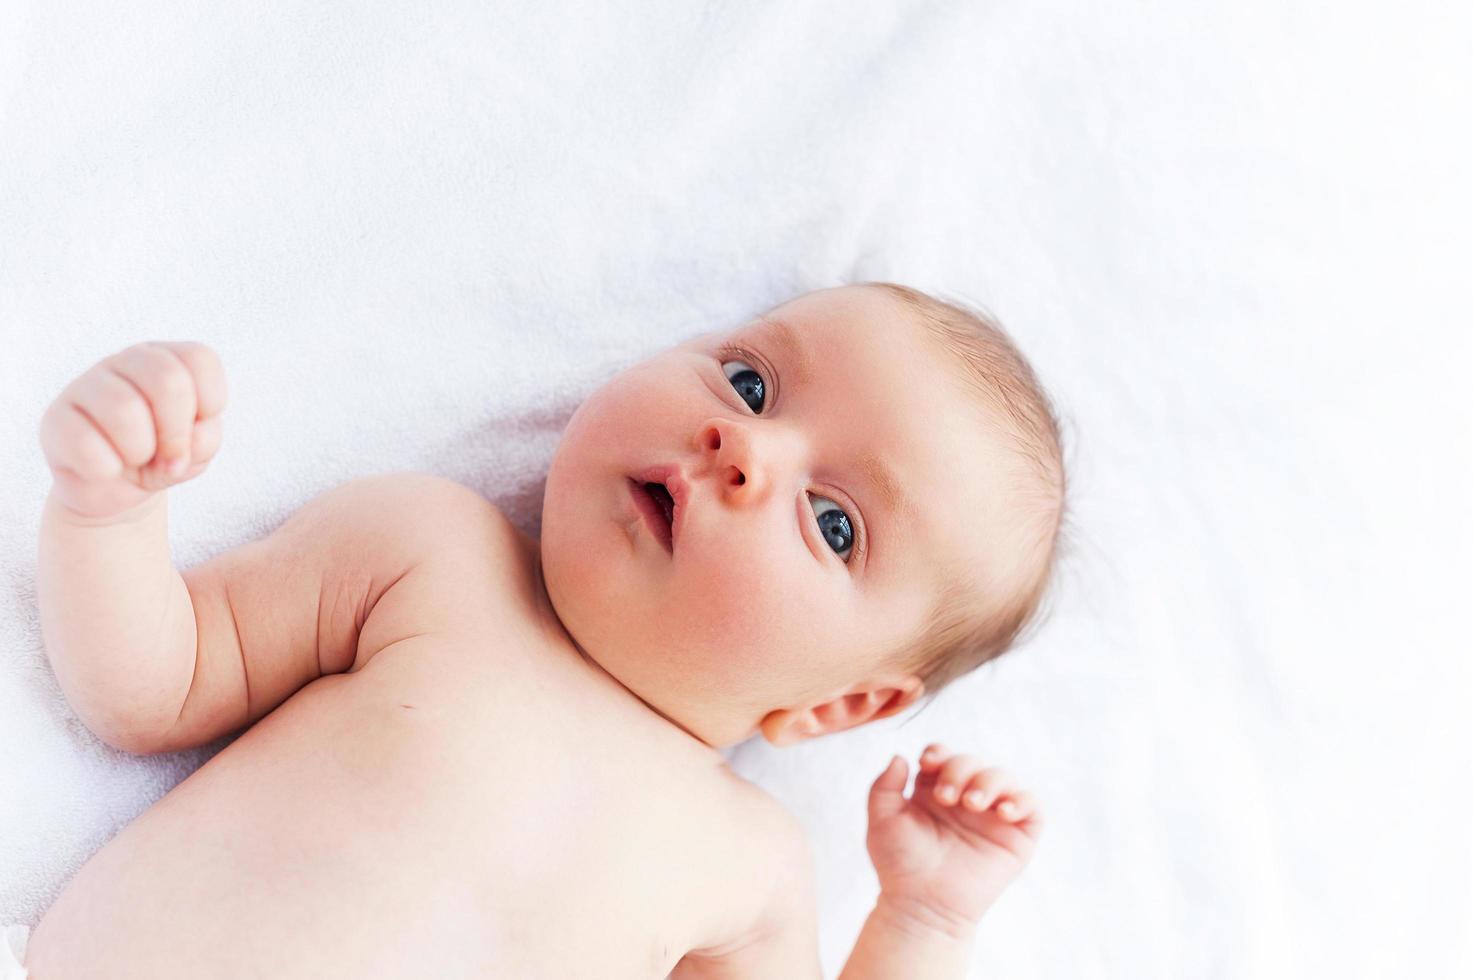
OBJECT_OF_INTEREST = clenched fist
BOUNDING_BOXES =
[39,341,227,521]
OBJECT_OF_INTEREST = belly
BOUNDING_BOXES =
[26,639,719,979]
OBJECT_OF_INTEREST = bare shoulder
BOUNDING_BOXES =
[342,471,504,529]
[679,772,818,967]
[727,777,809,865]
[743,783,815,913]
[335,472,537,665]
[736,779,816,919]
[339,471,529,579]
[153,472,525,751]
[346,472,526,562]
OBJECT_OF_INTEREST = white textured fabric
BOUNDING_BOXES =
[1,1,1470,978]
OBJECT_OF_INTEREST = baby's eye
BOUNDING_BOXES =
[809,494,854,562]
[721,357,766,414]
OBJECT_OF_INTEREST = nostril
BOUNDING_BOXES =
[734,471,745,485]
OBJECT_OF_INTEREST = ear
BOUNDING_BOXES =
[758,676,925,747]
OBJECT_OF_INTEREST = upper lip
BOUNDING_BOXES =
[630,464,690,549]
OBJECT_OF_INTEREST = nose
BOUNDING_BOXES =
[695,417,795,506]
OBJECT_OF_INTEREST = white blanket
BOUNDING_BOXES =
[2,1,1469,977]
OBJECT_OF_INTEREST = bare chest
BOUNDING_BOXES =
[30,567,762,979]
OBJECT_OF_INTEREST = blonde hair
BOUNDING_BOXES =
[860,281,1071,704]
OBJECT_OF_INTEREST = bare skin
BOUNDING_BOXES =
[27,285,1048,977]
[28,501,785,978]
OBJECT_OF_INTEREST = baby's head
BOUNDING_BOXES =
[540,283,1067,749]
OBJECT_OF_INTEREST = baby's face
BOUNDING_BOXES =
[539,285,1018,747]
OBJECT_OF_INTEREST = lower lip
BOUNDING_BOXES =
[627,479,673,553]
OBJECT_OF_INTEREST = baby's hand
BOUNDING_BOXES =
[39,341,227,520]
[864,744,1043,934]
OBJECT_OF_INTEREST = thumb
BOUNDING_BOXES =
[867,754,909,824]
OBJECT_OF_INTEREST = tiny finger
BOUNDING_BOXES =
[108,344,198,464]
[43,401,124,480]
[187,414,224,468]
[919,744,948,772]
[960,767,1017,813]
[868,755,910,823]
[933,754,981,805]
[997,790,1039,824]
[71,369,157,468]
[150,341,227,418]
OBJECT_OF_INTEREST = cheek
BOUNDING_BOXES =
[542,369,676,532]
[555,385,640,468]
[668,541,829,672]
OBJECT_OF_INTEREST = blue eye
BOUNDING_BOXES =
[809,494,854,561]
[721,357,766,414]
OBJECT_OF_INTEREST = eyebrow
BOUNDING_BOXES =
[756,316,814,387]
[756,316,914,521]
[858,450,913,520]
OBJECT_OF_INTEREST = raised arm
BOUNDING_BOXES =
[35,340,480,756]
[36,341,229,751]
[838,746,1044,980]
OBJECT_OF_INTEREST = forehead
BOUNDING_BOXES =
[723,286,1014,593]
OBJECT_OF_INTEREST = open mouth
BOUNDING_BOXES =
[628,479,675,552]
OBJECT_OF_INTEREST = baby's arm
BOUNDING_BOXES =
[675,747,1040,979]
[36,341,465,755]
[37,341,229,751]
[837,746,1044,979]
[836,898,975,978]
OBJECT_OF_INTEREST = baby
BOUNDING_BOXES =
[18,282,1066,978]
